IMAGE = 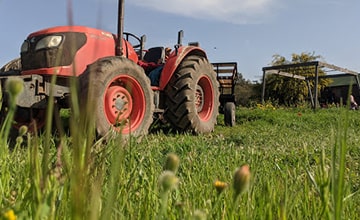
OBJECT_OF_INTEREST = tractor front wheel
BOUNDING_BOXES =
[80,57,154,138]
[165,55,219,134]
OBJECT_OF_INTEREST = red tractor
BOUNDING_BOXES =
[0,0,219,138]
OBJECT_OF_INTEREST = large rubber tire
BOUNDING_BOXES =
[0,58,21,115]
[0,58,21,73]
[0,58,21,123]
[1,58,42,134]
[224,102,236,127]
[165,55,219,134]
[0,58,46,133]
[80,57,154,138]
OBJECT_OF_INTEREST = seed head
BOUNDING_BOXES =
[5,77,24,99]
[18,125,28,136]
[163,153,180,173]
[16,136,23,145]
[233,164,251,196]
[159,171,179,192]
[192,209,207,220]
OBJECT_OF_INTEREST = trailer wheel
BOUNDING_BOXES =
[165,55,219,134]
[224,102,236,127]
[80,57,154,138]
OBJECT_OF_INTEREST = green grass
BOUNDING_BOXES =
[1,103,359,219]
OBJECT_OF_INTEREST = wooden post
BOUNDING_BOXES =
[306,79,314,108]
[261,69,266,104]
[314,64,319,109]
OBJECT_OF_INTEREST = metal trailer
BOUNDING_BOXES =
[212,62,238,126]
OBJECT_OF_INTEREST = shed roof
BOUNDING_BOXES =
[327,74,360,87]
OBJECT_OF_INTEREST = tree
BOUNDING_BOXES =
[234,72,258,106]
[264,52,331,106]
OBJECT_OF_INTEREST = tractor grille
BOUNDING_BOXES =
[21,32,86,70]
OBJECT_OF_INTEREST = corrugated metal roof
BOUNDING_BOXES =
[328,75,360,87]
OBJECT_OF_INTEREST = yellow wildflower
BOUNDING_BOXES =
[213,180,228,194]
[3,209,16,220]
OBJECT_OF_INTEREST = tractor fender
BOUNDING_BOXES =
[158,46,207,90]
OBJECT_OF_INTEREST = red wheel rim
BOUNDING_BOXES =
[104,74,145,134]
[196,75,214,121]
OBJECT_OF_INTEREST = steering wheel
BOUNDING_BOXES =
[123,32,142,49]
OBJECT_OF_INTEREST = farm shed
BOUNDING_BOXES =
[261,61,360,109]
[320,74,360,107]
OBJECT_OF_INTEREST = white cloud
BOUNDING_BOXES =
[129,0,282,24]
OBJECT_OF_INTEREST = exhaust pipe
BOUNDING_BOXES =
[116,0,125,56]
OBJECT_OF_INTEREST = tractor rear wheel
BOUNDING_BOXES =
[80,57,154,138]
[165,55,219,134]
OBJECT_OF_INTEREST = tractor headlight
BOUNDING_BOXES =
[20,40,29,53]
[35,35,63,51]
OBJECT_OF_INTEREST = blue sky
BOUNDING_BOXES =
[0,0,359,81]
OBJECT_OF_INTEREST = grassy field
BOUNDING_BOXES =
[1,104,359,219]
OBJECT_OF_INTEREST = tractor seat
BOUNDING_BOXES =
[143,47,165,64]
